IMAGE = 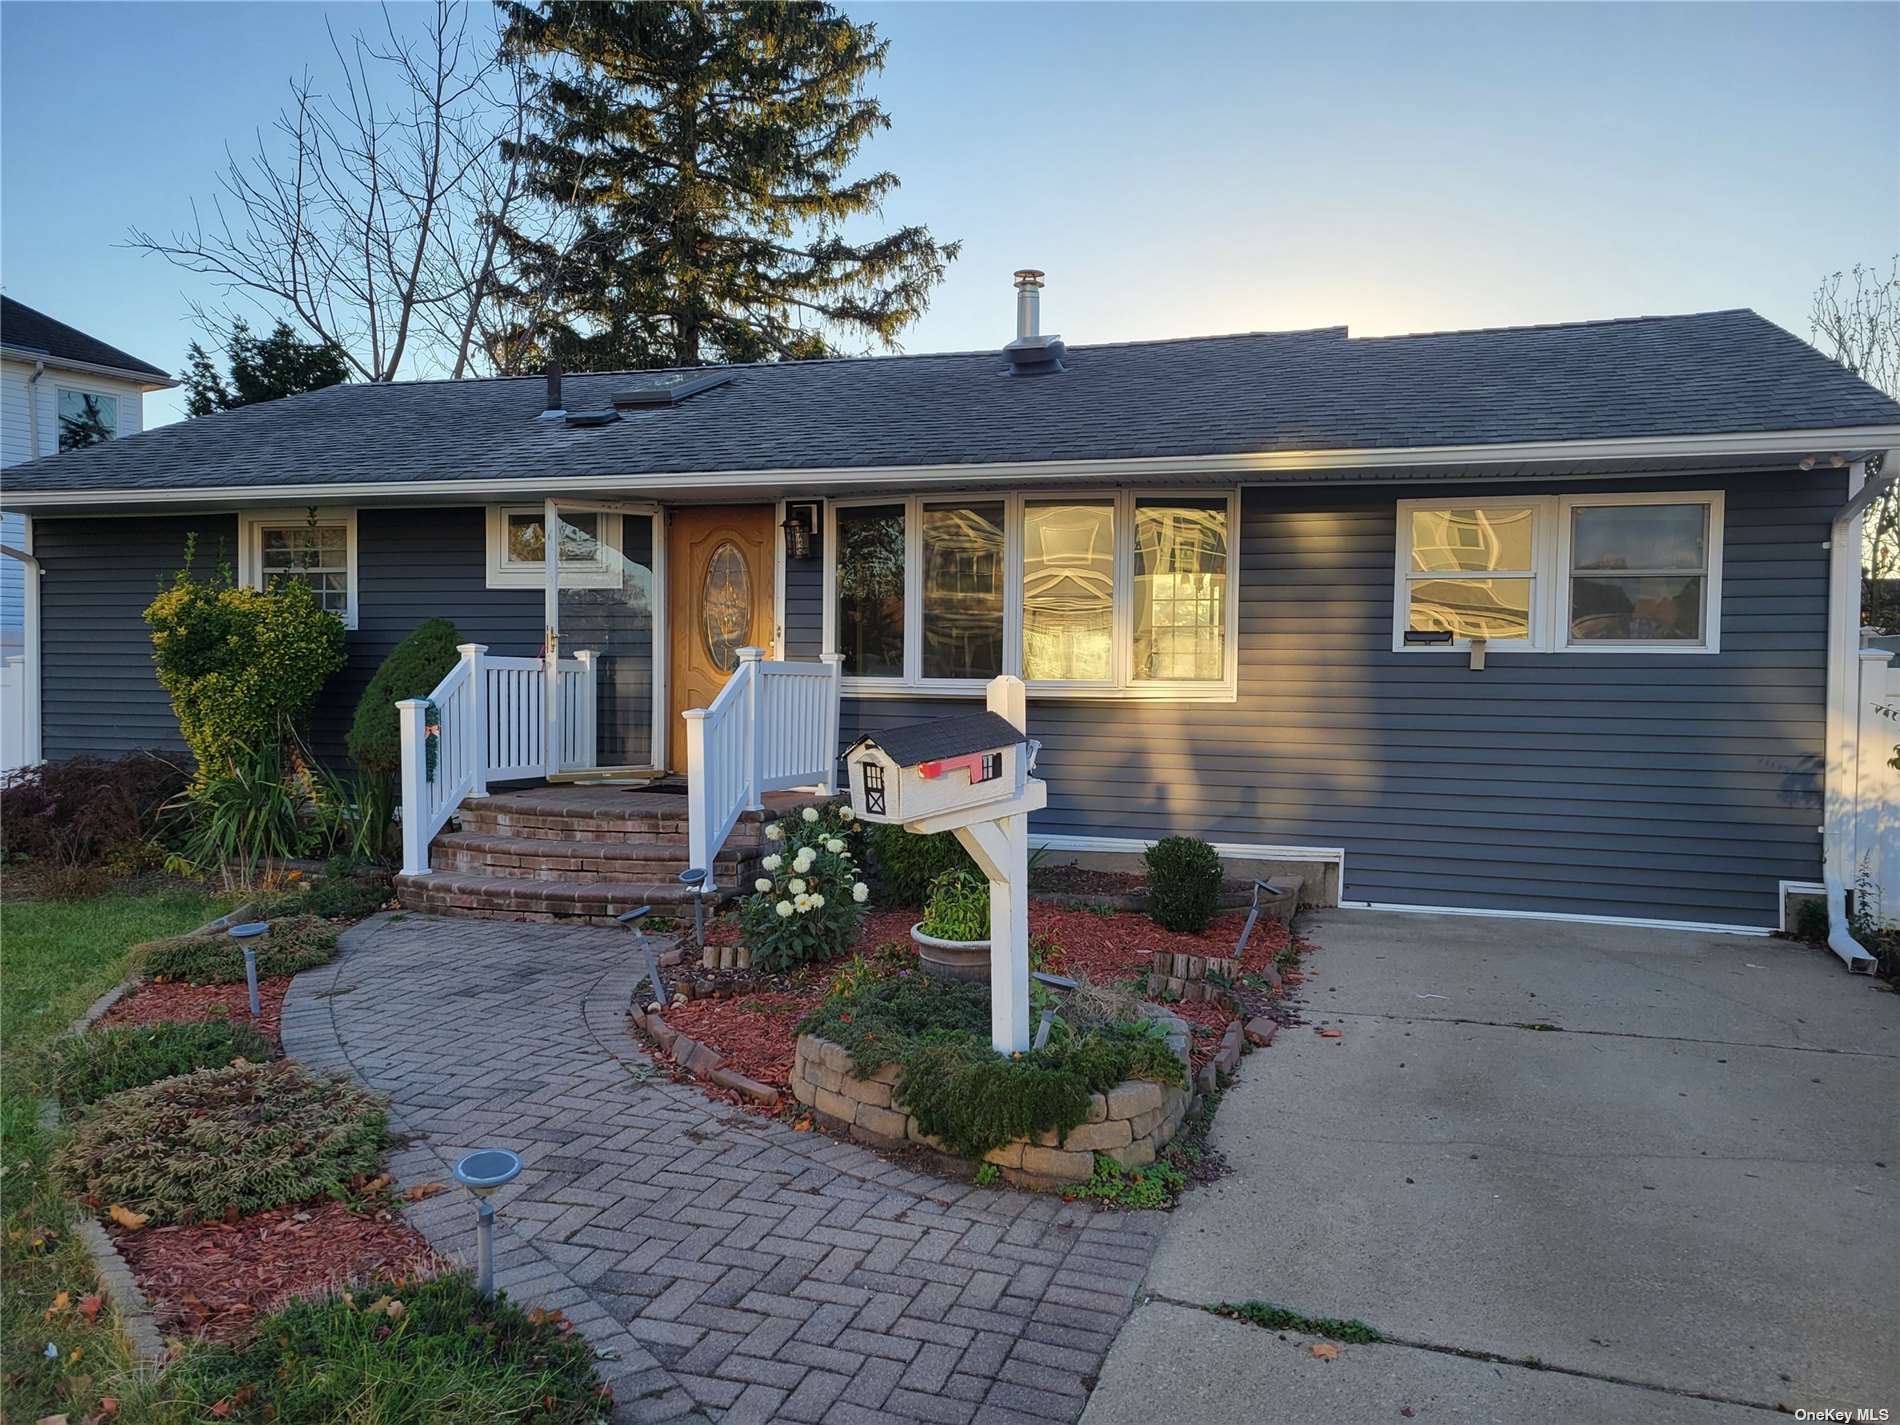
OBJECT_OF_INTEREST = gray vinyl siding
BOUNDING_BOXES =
[37,513,237,759]
[805,470,1833,929]
[782,550,824,659]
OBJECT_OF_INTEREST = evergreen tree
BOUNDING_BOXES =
[182,320,351,416]
[496,1,958,370]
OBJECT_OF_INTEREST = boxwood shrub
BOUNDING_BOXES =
[157,1271,610,1424]
[130,913,340,984]
[55,1060,386,1226]
[865,823,977,906]
[42,1020,274,1111]
[1144,835,1223,933]
[347,617,463,778]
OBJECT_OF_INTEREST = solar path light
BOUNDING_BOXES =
[453,1149,524,1298]
[227,921,269,1017]
[677,867,709,951]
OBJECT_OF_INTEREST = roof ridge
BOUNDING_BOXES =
[1347,309,1759,344]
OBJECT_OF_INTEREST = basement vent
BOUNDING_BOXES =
[612,370,734,409]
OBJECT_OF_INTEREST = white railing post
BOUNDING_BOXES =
[683,707,713,885]
[397,698,432,877]
[1856,648,1897,914]
[574,650,598,769]
[820,653,845,795]
[738,647,765,811]
[460,643,489,797]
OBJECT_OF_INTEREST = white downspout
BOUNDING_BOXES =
[1821,454,1891,972]
[26,359,45,458]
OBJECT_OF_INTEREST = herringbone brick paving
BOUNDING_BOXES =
[283,914,1163,1424]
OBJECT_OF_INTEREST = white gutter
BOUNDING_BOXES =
[5,425,1900,511]
[1821,453,1892,973]
[0,344,177,391]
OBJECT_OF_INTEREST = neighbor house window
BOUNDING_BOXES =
[57,388,117,451]
[239,510,358,629]
[826,490,1237,698]
[485,505,622,588]
[1394,492,1722,654]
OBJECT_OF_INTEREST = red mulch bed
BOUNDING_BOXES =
[669,904,1298,1081]
[97,975,293,1048]
[112,1197,441,1342]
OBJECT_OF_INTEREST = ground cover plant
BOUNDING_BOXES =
[130,913,340,984]
[149,1271,611,1423]
[41,1019,275,1111]
[55,1060,387,1226]
[0,887,235,1421]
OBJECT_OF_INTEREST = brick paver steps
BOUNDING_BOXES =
[283,914,1164,1424]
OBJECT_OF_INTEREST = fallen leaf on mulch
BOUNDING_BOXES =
[1309,1342,1340,1360]
[106,1205,149,1231]
[98,976,292,1048]
[110,1197,442,1342]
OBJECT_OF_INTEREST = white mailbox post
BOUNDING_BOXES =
[844,676,1045,1054]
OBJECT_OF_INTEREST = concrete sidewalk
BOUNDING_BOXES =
[1085,910,1899,1424]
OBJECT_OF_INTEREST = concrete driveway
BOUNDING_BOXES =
[1084,910,1899,1423]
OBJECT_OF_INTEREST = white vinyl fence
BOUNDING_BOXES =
[1852,646,1900,924]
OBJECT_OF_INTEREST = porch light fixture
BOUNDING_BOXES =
[782,504,819,561]
[227,921,269,1017]
[453,1148,524,1298]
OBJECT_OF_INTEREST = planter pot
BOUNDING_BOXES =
[910,922,990,982]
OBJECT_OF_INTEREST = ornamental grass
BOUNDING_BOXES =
[55,1060,386,1226]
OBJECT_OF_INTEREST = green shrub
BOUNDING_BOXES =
[1791,896,1829,945]
[261,857,393,920]
[144,540,347,776]
[55,1060,386,1225]
[797,978,1184,1159]
[1144,835,1223,933]
[156,1272,610,1424]
[131,914,340,984]
[347,617,463,777]
[41,1021,274,1111]
[866,823,977,906]
[920,868,989,941]
[738,805,868,972]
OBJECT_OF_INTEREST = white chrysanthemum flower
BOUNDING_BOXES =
[754,878,772,893]
[802,807,819,823]
[775,901,794,918]
[839,805,854,820]
[762,854,782,871]
[765,823,782,840]
[851,882,870,903]
[788,877,807,895]
[809,893,825,909]
[793,851,815,873]
[794,894,812,912]
[825,838,845,854]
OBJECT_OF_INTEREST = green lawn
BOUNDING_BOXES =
[1,884,238,1421]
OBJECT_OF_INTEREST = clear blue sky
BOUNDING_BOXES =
[4,1,1896,430]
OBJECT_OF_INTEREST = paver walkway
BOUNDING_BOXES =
[284,913,1164,1425]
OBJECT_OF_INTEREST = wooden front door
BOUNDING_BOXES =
[666,505,777,770]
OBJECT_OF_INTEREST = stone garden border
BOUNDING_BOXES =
[791,1031,1208,1192]
[628,1004,783,1107]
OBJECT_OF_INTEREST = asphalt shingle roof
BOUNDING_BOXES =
[0,297,172,383]
[848,712,1025,768]
[5,309,1896,496]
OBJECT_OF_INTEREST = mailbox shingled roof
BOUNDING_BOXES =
[848,712,1024,769]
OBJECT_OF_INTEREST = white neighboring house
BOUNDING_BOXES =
[1,297,175,772]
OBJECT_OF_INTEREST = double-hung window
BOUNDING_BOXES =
[238,510,359,629]
[827,490,1237,697]
[1393,491,1723,653]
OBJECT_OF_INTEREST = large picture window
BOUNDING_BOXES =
[826,490,1237,698]
[1393,491,1722,653]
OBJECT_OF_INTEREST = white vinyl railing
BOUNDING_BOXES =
[684,647,843,890]
[398,642,597,876]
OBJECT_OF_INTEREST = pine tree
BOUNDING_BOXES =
[182,320,350,416]
[495,1,958,371]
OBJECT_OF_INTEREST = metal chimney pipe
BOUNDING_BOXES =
[1014,270,1044,341]
[544,358,563,415]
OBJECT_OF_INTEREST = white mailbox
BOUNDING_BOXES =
[845,712,1035,826]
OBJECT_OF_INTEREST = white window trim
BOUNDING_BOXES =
[237,509,359,630]
[54,385,120,448]
[822,488,1240,701]
[1555,489,1724,655]
[486,504,623,589]
[1392,490,1723,655]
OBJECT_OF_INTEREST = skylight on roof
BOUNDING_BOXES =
[612,370,733,409]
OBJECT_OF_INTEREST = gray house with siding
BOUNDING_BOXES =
[4,279,1896,940]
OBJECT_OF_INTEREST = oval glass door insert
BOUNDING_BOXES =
[702,542,752,673]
